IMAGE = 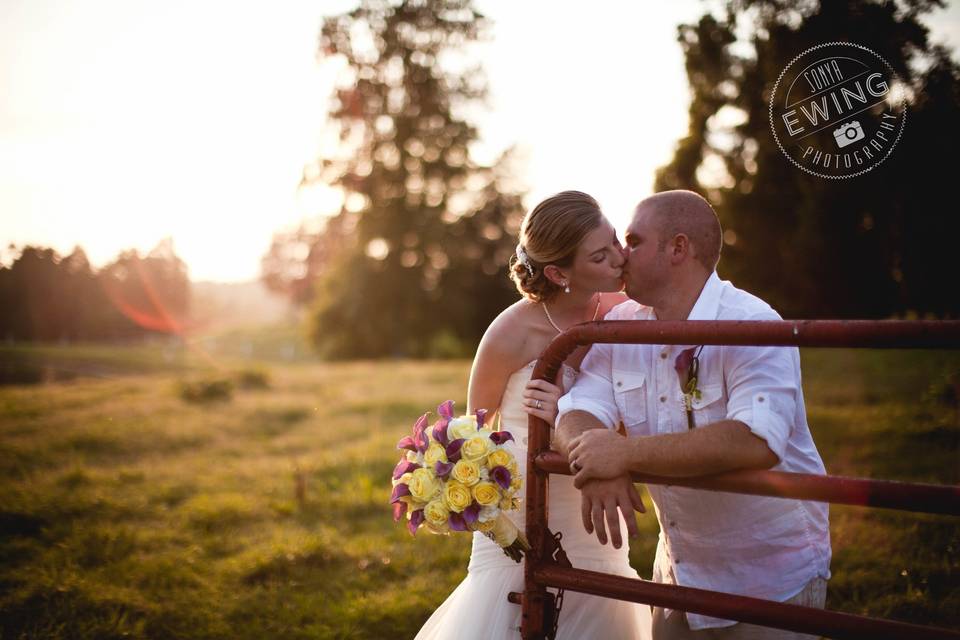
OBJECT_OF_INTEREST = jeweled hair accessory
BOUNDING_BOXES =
[515,245,534,277]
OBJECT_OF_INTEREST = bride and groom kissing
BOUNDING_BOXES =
[416,190,831,640]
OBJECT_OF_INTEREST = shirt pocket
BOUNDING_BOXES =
[691,383,725,426]
[613,370,647,427]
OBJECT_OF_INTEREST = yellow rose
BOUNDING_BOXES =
[408,467,440,503]
[424,498,450,527]
[461,436,491,462]
[398,472,414,485]
[443,481,472,512]
[487,448,513,469]
[472,481,500,507]
[451,459,480,487]
[424,442,447,466]
[448,416,478,441]
[499,495,520,511]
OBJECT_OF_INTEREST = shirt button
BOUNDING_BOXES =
[660,352,668,359]
[617,381,623,387]
[659,396,666,403]
[758,396,765,403]
[669,521,677,527]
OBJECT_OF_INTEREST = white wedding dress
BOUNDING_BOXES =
[415,361,652,639]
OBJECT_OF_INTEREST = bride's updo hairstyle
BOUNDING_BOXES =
[509,190,603,302]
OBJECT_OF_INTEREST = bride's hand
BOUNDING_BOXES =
[522,378,563,425]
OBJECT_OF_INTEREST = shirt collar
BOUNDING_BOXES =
[686,271,723,321]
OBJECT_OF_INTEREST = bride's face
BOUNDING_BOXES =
[565,219,625,293]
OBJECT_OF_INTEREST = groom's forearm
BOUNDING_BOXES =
[553,410,607,458]
[627,419,779,477]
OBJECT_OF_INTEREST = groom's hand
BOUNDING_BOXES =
[579,475,644,549]
[569,428,632,488]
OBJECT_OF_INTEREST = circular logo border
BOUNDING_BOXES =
[768,41,907,180]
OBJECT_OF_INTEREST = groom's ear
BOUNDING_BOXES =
[668,233,691,264]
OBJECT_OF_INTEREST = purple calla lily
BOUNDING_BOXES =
[475,409,487,430]
[489,431,514,445]
[491,466,512,491]
[438,400,455,419]
[432,418,450,446]
[408,509,424,536]
[397,435,417,451]
[411,413,430,453]
[392,460,421,480]
[413,429,429,454]
[412,412,429,435]
[674,347,697,385]
[434,461,454,480]
[462,501,481,526]
[445,438,465,463]
[393,500,407,523]
[390,483,411,504]
[448,512,467,531]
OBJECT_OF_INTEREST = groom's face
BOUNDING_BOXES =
[622,207,669,303]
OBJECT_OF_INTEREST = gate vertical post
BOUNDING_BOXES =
[521,333,580,640]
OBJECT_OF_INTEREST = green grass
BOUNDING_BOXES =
[0,347,957,638]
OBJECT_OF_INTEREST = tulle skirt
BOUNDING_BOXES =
[414,545,651,639]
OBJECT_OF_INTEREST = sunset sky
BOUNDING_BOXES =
[2,1,958,282]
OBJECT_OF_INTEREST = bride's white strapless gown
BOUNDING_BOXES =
[415,361,652,639]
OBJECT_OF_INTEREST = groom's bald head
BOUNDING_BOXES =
[634,190,722,271]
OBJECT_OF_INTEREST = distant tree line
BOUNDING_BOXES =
[0,239,190,342]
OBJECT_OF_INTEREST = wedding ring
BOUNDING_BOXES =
[536,399,542,410]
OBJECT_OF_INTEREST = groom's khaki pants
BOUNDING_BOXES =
[651,577,828,640]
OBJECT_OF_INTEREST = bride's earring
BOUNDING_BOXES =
[563,282,570,294]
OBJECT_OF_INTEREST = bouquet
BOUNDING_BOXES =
[390,400,530,562]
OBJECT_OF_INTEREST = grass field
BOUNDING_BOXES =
[0,344,958,638]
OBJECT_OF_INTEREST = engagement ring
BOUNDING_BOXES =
[536,399,542,410]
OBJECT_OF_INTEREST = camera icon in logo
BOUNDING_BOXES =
[833,121,865,148]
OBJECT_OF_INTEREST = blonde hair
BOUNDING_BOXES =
[509,191,603,302]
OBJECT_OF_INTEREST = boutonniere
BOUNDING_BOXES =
[674,346,704,429]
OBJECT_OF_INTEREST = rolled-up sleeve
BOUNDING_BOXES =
[557,342,619,429]
[723,313,799,464]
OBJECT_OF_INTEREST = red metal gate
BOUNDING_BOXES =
[515,320,960,640]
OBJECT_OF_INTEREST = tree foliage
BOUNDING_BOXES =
[0,240,190,342]
[656,0,959,318]
[266,0,525,359]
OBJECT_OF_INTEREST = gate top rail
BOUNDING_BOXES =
[535,319,960,373]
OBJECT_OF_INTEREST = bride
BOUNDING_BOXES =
[415,191,652,639]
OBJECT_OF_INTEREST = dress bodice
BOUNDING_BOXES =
[468,359,631,573]
[497,360,578,439]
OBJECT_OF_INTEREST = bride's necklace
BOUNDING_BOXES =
[542,293,601,334]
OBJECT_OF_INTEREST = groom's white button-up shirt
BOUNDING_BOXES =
[557,271,831,631]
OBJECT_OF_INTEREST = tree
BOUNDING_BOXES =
[98,238,191,338]
[294,0,525,358]
[656,0,959,318]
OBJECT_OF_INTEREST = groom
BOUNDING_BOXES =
[553,190,831,639]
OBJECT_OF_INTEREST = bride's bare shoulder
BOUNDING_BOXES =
[478,299,543,360]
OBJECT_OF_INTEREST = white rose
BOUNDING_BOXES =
[448,416,478,441]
